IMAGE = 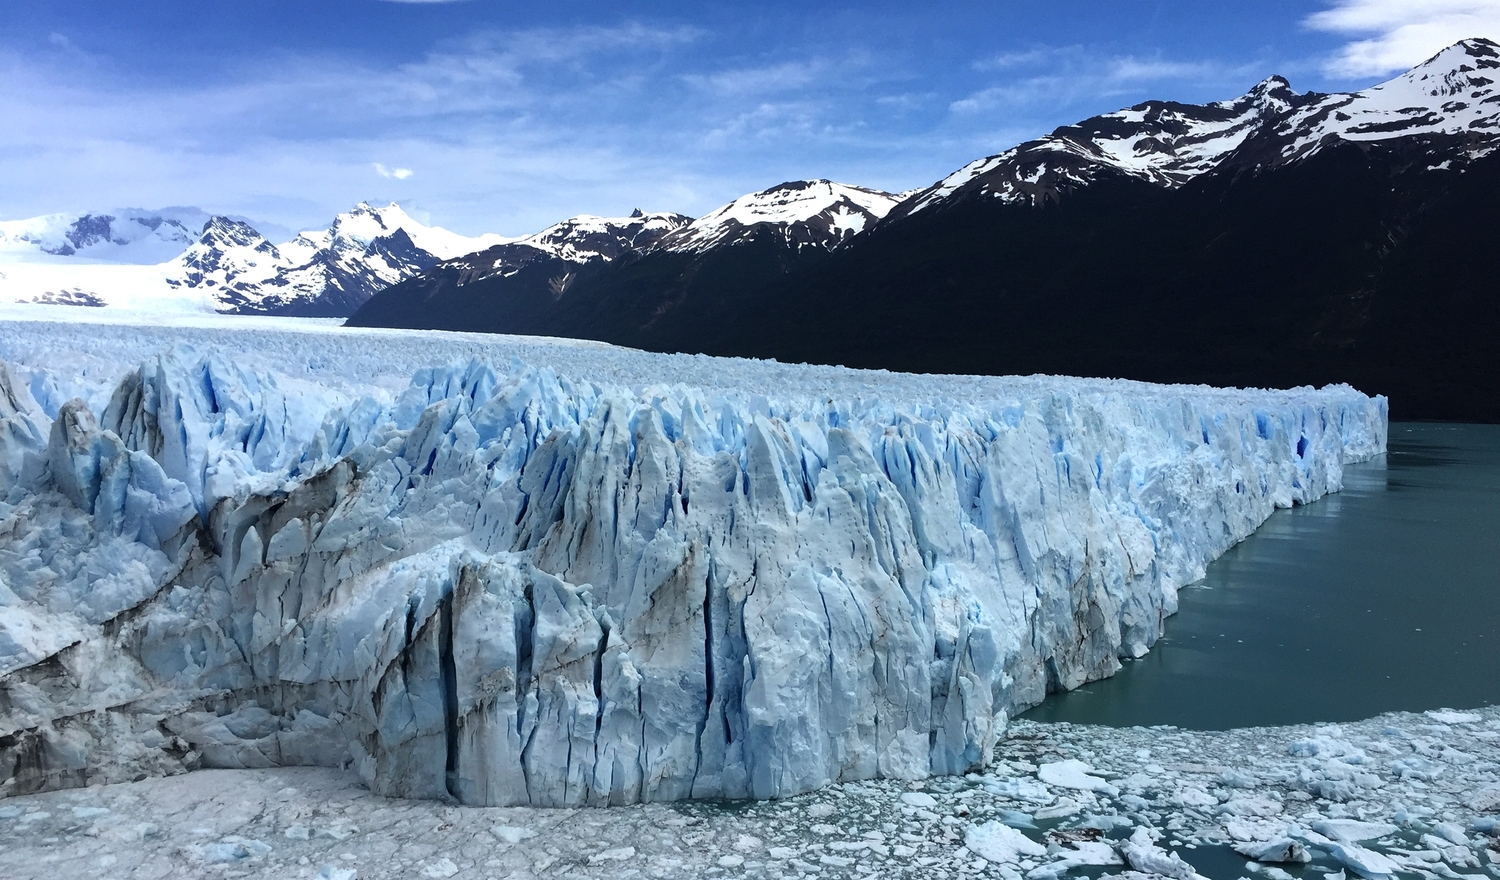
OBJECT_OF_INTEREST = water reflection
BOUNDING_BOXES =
[1024,423,1500,729]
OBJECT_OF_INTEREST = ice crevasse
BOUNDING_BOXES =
[0,346,1386,806]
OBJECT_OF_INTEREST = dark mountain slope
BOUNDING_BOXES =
[698,141,1500,421]
[351,143,1500,421]
[348,224,834,347]
[347,181,897,346]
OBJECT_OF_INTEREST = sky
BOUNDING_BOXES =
[3,0,1499,238]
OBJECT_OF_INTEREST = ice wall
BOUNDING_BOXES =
[0,344,1387,806]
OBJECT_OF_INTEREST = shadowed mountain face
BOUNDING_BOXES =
[702,142,1500,423]
[349,40,1500,422]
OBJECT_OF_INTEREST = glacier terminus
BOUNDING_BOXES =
[0,315,1387,807]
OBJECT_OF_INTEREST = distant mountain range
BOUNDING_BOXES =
[5,38,1499,420]
[349,38,1500,422]
[0,203,515,315]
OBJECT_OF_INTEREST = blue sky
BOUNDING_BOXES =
[3,0,1498,237]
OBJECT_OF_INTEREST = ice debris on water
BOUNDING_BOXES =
[0,318,1389,807]
[0,705,1496,879]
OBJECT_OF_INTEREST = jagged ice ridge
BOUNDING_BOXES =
[0,318,1387,806]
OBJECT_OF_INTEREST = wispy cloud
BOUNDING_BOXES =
[950,47,1254,115]
[0,24,735,233]
[373,163,414,179]
[971,47,1057,72]
[1306,0,1500,77]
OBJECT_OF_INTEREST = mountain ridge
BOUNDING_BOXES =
[348,38,1500,422]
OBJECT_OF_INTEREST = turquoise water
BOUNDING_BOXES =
[1024,422,1500,729]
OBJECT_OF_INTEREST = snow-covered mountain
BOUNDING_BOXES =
[346,180,897,334]
[441,209,691,286]
[896,37,1500,217]
[0,208,214,265]
[654,180,899,252]
[0,203,512,316]
[163,203,513,316]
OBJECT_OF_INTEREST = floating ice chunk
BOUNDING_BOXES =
[1039,760,1119,796]
[966,821,1047,864]
[1120,827,1207,880]
[1425,710,1481,724]
[490,825,537,844]
[419,858,460,878]
[1030,839,1122,878]
[317,868,357,880]
[985,778,1054,801]
[1432,822,1469,846]
[997,810,1037,829]
[1311,819,1399,843]
[1035,800,1085,820]
[1173,786,1219,808]
[1419,833,1480,868]
[1287,735,1367,762]
[1466,787,1500,813]
[1218,795,1281,817]
[1324,842,1401,879]
[589,847,636,864]
[1233,837,1311,863]
[901,792,939,808]
[1081,815,1134,833]
[199,838,272,863]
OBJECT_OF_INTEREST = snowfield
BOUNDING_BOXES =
[0,311,1385,809]
[0,707,1495,880]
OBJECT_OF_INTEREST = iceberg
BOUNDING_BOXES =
[0,319,1387,806]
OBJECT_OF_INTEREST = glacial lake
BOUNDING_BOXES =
[1025,422,1500,730]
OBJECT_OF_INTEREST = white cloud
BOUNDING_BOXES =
[0,28,932,236]
[970,48,1053,72]
[1306,0,1500,77]
[373,163,414,179]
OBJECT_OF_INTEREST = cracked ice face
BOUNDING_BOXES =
[0,315,1386,807]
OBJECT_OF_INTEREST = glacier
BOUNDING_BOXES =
[0,315,1387,807]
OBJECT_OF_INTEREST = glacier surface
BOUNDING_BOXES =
[0,315,1387,806]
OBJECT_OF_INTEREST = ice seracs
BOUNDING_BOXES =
[0,315,1386,807]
